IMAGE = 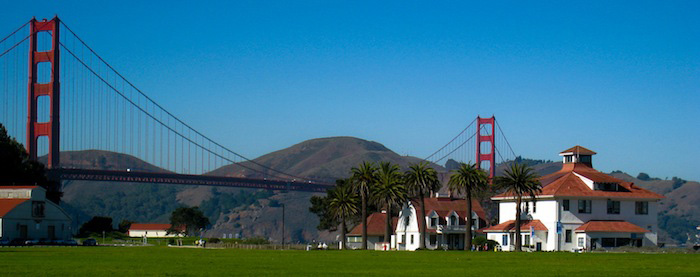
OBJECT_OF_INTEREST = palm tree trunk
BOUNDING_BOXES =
[384,205,391,243]
[361,193,368,250]
[515,195,522,252]
[341,216,347,250]
[465,190,473,251]
[419,194,427,249]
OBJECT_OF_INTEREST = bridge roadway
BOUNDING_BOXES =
[49,168,334,193]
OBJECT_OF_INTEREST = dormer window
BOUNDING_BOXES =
[450,215,458,226]
[430,217,438,228]
[595,182,627,192]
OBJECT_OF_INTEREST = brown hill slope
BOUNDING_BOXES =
[207,136,442,180]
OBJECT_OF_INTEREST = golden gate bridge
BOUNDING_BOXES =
[0,17,516,194]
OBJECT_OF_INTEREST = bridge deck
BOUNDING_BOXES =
[50,169,334,193]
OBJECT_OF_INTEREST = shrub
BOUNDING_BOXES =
[209,238,221,243]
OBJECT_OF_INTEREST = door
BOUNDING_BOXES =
[48,225,56,240]
[536,242,542,251]
[19,225,28,239]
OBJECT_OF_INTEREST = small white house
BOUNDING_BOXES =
[0,186,72,241]
[128,223,182,237]
[395,196,487,251]
[485,146,664,252]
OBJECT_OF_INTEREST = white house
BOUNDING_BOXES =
[483,146,664,252]
[128,223,182,237]
[395,196,487,251]
[0,186,72,241]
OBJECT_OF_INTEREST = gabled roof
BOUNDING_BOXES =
[560,145,596,155]
[129,223,173,231]
[493,163,663,200]
[413,197,487,221]
[0,199,29,217]
[575,220,648,233]
[348,212,398,236]
[480,220,548,233]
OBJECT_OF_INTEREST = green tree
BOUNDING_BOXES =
[447,162,489,251]
[168,206,210,236]
[118,219,134,233]
[0,123,59,203]
[494,163,542,252]
[372,162,406,243]
[350,161,377,250]
[405,161,441,249]
[327,180,359,250]
[78,216,114,237]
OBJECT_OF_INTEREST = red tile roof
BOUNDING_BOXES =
[560,145,597,155]
[348,213,398,236]
[0,199,29,217]
[129,223,173,231]
[0,186,38,189]
[480,220,548,233]
[413,197,487,221]
[494,163,663,200]
[575,220,649,233]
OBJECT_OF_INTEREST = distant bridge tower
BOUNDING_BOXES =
[476,116,495,181]
[26,17,60,169]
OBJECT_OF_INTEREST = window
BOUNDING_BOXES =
[607,200,620,214]
[32,201,45,217]
[578,237,584,247]
[635,201,648,215]
[410,235,414,244]
[578,200,591,213]
[565,156,573,163]
[502,234,509,246]
[524,202,529,213]
[430,217,438,227]
[451,215,458,226]
[524,234,530,246]
[430,235,437,245]
[563,199,570,211]
[565,230,572,243]
[533,201,537,213]
[471,219,477,229]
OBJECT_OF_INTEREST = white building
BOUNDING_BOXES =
[395,196,487,251]
[128,223,182,237]
[346,196,488,251]
[0,186,72,241]
[483,146,664,252]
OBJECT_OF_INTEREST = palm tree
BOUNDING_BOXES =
[447,162,489,251]
[350,161,377,250]
[405,161,441,249]
[327,180,359,250]
[372,162,406,243]
[494,163,542,252]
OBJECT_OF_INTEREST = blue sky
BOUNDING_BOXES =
[2,1,699,180]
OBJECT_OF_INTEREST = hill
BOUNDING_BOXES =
[58,137,441,242]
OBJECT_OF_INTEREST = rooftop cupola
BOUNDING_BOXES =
[559,145,596,167]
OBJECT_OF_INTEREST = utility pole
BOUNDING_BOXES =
[281,203,285,248]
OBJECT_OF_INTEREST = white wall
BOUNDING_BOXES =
[1,200,72,240]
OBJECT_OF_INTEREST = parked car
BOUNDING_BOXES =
[39,238,52,245]
[10,238,26,246]
[51,239,65,245]
[24,239,39,246]
[82,238,98,246]
[0,238,10,246]
[65,240,78,246]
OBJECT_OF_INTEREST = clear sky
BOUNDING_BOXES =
[2,1,699,180]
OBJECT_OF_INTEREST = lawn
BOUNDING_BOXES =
[0,247,698,276]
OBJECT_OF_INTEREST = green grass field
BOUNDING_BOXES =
[1,247,698,276]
